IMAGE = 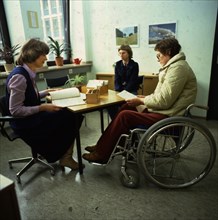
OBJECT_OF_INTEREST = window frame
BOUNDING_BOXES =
[0,1,11,71]
[0,0,71,69]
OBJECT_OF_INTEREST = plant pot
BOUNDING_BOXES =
[55,57,64,66]
[4,63,15,73]
[75,85,82,92]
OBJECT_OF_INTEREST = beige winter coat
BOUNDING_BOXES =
[144,52,197,116]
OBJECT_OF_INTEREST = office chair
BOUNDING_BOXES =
[44,75,70,89]
[137,75,144,95]
[0,96,55,183]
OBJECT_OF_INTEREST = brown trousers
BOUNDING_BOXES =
[95,103,168,160]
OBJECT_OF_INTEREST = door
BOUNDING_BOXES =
[207,13,218,120]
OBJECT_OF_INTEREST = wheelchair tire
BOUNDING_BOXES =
[137,117,216,189]
[119,168,140,188]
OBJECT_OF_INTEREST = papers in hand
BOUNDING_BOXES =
[49,87,86,107]
[117,90,146,113]
[117,90,137,100]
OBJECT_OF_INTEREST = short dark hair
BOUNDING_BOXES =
[154,38,181,58]
[17,38,49,65]
[118,45,133,58]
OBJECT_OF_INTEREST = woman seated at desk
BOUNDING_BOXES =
[108,44,139,119]
[6,38,84,170]
[83,38,197,163]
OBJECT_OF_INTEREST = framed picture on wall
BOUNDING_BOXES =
[27,11,39,28]
[148,22,177,46]
[115,25,139,47]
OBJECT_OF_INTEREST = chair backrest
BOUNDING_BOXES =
[137,75,144,93]
[0,96,8,116]
[44,75,70,88]
[0,96,20,141]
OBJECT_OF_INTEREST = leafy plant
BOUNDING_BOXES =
[65,74,86,86]
[48,36,70,58]
[0,44,21,64]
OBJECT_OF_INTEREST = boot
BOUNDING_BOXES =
[85,145,97,152]
[60,145,85,170]
[82,152,108,164]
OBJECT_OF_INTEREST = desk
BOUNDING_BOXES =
[0,174,21,220]
[67,90,125,174]
[96,72,159,96]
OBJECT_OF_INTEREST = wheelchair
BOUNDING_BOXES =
[106,104,217,189]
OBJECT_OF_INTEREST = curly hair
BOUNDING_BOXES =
[118,45,133,59]
[17,39,49,65]
[154,38,181,58]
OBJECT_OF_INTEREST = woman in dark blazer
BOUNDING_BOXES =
[115,45,139,94]
[108,45,139,119]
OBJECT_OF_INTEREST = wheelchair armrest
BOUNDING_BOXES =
[184,104,209,116]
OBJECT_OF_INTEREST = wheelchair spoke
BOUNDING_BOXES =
[137,117,216,189]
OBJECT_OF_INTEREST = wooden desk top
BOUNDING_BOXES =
[96,72,158,78]
[67,90,125,113]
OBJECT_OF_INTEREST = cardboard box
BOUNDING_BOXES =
[82,85,108,95]
[86,89,100,104]
[99,85,108,94]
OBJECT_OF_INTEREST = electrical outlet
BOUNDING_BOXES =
[69,69,73,74]
[39,73,44,79]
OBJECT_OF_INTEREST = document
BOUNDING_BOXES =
[117,90,137,100]
[117,90,146,113]
[86,79,108,88]
[49,87,86,107]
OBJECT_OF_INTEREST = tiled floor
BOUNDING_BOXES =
[0,112,218,220]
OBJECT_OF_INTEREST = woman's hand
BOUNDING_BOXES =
[137,95,145,98]
[126,97,144,107]
[39,103,63,112]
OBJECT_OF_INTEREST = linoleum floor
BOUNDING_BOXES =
[0,112,218,220]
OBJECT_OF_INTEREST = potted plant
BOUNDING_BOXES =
[48,36,70,66]
[0,44,20,72]
[65,74,86,91]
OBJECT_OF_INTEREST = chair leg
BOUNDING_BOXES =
[8,157,33,167]
[84,114,87,126]
[16,158,36,180]
[36,158,55,174]
[8,155,55,183]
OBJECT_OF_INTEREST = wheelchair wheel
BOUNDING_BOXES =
[137,117,216,189]
[119,168,140,188]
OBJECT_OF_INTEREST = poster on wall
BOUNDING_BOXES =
[148,22,177,46]
[115,25,139,47]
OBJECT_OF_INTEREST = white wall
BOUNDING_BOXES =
[3,0,24,46]
[71,0,217,117]
[3,0,218,117]
[3,0,43,45]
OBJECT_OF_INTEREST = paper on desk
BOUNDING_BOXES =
[52,97,85,107]
[86,79,108,88]
[117,90,137,100]
[49,87,86,107]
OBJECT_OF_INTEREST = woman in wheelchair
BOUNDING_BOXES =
[83,38,197,164]
[5,39,84,170]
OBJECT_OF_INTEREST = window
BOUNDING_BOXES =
[40,0,69,62]
[0,0,70,69]
[0,0,11,68]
